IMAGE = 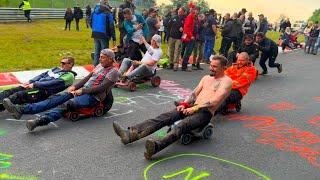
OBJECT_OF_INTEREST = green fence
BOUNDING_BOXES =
[0,0,154,10]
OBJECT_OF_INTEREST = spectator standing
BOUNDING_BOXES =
[146,8,160,43]
[91,2,116,66]
[305,22,320,55]
[85,5,92,28]
[280,18,291,32]
[219,13,242,58]
[243,12,256,35]
[118,0,136,46]
[163,12,171,43]
[238,8,247,18]
[18,0,32,22]
[192,13,205,70]
[303,22,313,49]
[255,14,268,35]
[167,7,185,71]
[280,27,292,51]
[123,8,148,59]
[64,8,74,31]
[203,9,218,64]
[181,4,199,71]
[74,6,84,31]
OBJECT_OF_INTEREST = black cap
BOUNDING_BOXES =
[242,8,247,12]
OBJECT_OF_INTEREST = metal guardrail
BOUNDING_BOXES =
[0,8,68,22]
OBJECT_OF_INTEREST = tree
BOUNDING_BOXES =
[159,0,210,14]
[309,9,320,23]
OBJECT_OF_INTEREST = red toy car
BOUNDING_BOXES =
[115,72,161,92]
[64,92,114,121]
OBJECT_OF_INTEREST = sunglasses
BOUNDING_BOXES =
[61,61,70,65]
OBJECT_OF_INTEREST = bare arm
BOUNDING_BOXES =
[196,78,232,111]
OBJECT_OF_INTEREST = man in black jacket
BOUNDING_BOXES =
[255,32,283,75]
[74,6,83,31]
[167,7,186,70]
[219,13,242,58]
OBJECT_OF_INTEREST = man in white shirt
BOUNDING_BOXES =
[119,34,163,80]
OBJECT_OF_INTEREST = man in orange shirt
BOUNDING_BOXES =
[218,52,257,112]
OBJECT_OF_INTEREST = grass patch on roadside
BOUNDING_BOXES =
[1,19,301,73]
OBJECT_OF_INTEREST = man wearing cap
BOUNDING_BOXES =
[255,14,268,35]
[0,57,76,113]
[91,1,116,66]
[4,49,120,131]
[119,35,162,80]
[146,7,160,43]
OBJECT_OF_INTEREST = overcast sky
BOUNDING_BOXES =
[156,0,319,22]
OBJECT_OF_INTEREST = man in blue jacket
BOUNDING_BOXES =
[123,8,149,60]
[0,57,76,115]
[91,1,116,66]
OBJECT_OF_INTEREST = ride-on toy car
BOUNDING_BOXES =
[115,70,161,92]
[220,101,241,115]
[64,92,114,121]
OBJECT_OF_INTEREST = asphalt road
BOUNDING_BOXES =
[0,51,319,180]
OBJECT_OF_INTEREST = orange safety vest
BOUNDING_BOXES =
[225,63,257,97]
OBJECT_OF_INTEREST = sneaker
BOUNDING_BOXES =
[259,71,268,75]
[277,64,283,73]
[144,139,158,160]
[3,98,22,119]
[168,64,174,69]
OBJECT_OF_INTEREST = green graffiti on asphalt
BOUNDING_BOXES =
[162,167,210,180]
[115,96,129,103]
[0,173,37,180]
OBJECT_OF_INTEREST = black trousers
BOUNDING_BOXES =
[131,108,212,140]
[125,40,147,60]
[219,36,239,58]
[0,86,48,110]
[119,27,126,46]
[259,49,279,73]
[75,19,80,31]
[24,10,31,21]
[219,89,242,110]
[65,20,71,30]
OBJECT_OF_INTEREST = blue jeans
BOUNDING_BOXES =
[94,38,109,66]
[204,37,215,62]
[181,41,195,69]
[22,92,74,114]
[43,94,99,122]
[119,58,154,79]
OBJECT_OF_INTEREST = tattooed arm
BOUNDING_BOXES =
[183,77,205,104]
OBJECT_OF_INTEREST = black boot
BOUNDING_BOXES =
[2,98,22,119]
[196,63,203,70]
[0,104,5,112]
[144,131,180,159]
[191,64,197,70]
[168,63,174,69]
[26,116,50,132]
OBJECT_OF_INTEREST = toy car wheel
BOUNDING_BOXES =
[94,106,104,117]
[236,102,241,112]
[221,107,228,115]
[181,134,192,145]
[103,92,114,113]
[69,112,79,122]
[128,82,136,92]
[151,76,161,87]
[203,126,213,139]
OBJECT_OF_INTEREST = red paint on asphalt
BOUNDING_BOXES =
[228,114,320,168]
[267,102,297,111]
[308,116,320,127]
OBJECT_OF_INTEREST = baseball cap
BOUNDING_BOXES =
[258,14,264,17]
[100,49,115,60]
[152,34,162,47]
[241,8,247,12]
[149,7,159,14]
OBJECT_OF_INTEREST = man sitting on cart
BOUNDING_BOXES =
[119,34,163,81]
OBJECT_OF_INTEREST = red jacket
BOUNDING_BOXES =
[182,12,195,42]
[225,63,257,97]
